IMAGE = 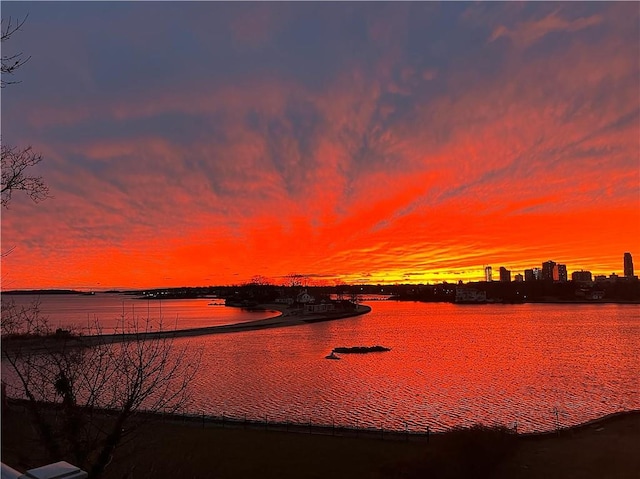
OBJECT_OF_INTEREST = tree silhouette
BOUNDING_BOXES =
[1,15,30,87]
[1,15,201,478]
[1,144,50,208]
[1,15,49,209]
[2,304,201,478]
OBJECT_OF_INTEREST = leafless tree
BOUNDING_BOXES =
[285,273,309,288]
[1,15,198,478]
[1,301,201,478]
[1,144,50,208]
[1,15,30,88]
[1,15,49,209]
[249,275,271,286]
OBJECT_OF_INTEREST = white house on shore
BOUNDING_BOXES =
[296,289,314,304]
[304,301,336,313]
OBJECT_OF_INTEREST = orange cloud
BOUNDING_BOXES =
[1,2,637,290]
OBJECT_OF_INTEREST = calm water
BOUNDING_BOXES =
[2,293,276,332]
[3,295,638,433]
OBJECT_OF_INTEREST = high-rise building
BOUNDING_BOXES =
[484,266,493,282]
[624,252,634,278]
[514,273,523,282]
[542,261,556,281]
[499,267,511,282]
[557,264,568,282]
[525,268,542,281]
[532,267,541,280]
[572,270,592,282]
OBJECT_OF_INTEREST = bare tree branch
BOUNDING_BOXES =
[2,302,201,478]
[1,144,51,208]
[1,15,31,88]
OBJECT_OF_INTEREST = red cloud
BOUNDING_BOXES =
[2,3,637,289]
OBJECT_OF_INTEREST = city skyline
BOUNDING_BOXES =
[486,251,635,284]
[2,2,638,290]
[3,251,635,291]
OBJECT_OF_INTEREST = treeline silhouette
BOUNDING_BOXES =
[127,278,639,303]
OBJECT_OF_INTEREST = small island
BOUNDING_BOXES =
[332,345,391,354]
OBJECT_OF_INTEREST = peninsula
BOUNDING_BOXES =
[1,303,372,353]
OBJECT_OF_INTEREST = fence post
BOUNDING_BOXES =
[427,426,430,443]
[1,381,6,410]
[332,418,335,436]
[202,411,205,429]
[265,414,268,431]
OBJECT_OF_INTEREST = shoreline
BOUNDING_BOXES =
[3,396,637,439]
[1,303,372,351]
[91,303,371,339]
[4,402,637,479]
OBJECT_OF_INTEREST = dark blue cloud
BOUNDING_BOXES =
[2,1,637,198]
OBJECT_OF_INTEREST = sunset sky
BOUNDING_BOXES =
[1,2,638,290]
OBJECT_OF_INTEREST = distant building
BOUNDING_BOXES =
[275,297,295,305]
[588,290,605,300]
[572,270,592,282]
[455,287,487,303]
[305,301,336,313]
[624,252,634,278]
[557,264,568,282]
[485,266,493,282]
[296,289,314,304]
[514,273,523,282]
[524,268,541,281]
[499,267,511,282]
[542,261,556,281]
[594,275,607,282]
[576,289,605,300]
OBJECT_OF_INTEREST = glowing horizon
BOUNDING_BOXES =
[1,2,638,291]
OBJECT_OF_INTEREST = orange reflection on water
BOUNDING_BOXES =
[184,301,640,432]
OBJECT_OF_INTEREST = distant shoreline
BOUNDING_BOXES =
[3,289,638,304]
[394,298,640,305]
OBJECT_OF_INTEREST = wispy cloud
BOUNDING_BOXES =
[488,10,602,47]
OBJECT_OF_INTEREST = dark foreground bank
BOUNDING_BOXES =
[2,401,638,479]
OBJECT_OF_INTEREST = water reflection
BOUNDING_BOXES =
[3,296,638,433]
[185,301,639,433]
[2,293,276,332]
